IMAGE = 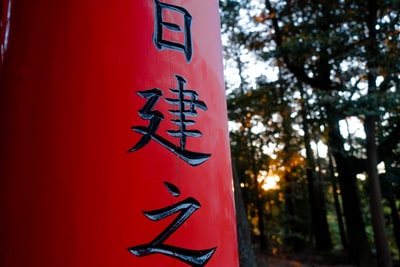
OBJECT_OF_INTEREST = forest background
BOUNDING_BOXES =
[219,0,400,266]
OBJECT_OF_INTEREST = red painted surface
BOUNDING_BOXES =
[0,1,238,266]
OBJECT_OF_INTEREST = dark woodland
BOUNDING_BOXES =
[220,0,400,266]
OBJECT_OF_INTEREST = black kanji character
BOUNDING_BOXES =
[128,182,216,267]
[153,0,193,62]
[129,88,164,151]
[129,75,211,166]
[165,75,207,150]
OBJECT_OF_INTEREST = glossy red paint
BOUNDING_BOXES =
[0,1,238,266]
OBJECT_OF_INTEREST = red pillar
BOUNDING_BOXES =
[0,0,239,266]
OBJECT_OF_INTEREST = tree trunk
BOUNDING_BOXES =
[283,173,303,251]
[335,155,375,267]
[328,151,348,251]
[299,84,332,251]
[314,140,333,250]
[327,109,375,267]
[365,0,393,265]
[388,194,400,256]
[365,116,392,267]
[232,162,258,267]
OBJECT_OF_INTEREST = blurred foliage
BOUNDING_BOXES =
[220,0,400,264]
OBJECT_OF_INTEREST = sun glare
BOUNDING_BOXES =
[258,171,280,191]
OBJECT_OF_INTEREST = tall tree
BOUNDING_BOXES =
[299,83,332,251]
[232,162,258,267]
[364,0,392,265]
